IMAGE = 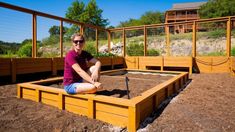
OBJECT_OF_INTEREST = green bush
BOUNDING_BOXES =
[231,46,235,56]
[127,43,144,56]
[94,52,115,57]
[17,43,32,57]
[41,35,60,46]
[203,51,226,56]
[84,41,96,55]
[207,29,226,39]
[147,49,160,56]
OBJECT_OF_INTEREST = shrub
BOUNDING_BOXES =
[147,49,160,56]
[17,43,32,57]
[84,41,96,55]
[207,29,226,38]
[232,46,235,56]
[204,51,226,56]
[94,52,115,57]
[127,43,144,56]
[41,35,60,46]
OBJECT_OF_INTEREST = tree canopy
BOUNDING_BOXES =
[65,0,109,27]
[199,0,235,18]
[118,11,164,27]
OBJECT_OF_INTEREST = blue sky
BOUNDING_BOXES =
[0,0,207,43]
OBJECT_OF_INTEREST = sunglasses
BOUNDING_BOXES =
[73,39,84,44]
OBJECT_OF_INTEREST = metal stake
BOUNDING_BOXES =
[125,76,130,99]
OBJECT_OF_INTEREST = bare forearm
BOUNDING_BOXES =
[94,60,101,71]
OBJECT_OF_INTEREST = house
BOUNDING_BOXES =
[165,2,206,33]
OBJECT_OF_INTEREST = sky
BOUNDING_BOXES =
[0,0,207,43]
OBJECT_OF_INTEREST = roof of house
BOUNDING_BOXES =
[168,2,207,11]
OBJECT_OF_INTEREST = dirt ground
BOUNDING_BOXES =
[0,73,235,131]
[50,73,174,99]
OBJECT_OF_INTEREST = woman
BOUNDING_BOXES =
[63,33,102,94]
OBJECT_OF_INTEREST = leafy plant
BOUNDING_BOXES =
[127,43,144,56]
[94,52,115,57]
[41,35,60,46]
[147,49,160,56]
[84,41,96,55]
[207,29,226,38]
[203,51,226,56]
[17,43,32,57]
[231,46,235,56]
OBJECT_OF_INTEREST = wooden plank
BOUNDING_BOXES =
[157,88,166,105]
[128,106,140,132]
[95,102,128,117]
[53,57,64,70]
[164,57,192,67]
[88,99,94,118]
[22,94,36,101]
[125,57,138,69]
[65,104,88,116]
[41,98,58,107]
[98,57,112,66]
[0,58,11,76]
[17,85,22,98]
[22,88,36,96]
[212,57,229,73]
[96,111,128,127]
[64,96,88,108]
[112,57,124,65]
[58,93,64,109]
[139,98,153,122]
[41,92,58,101]
[195,57,212,73]
[138,57,163,69]
[167,83,174,97]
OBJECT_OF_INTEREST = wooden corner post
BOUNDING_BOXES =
[165,25,170,56]
[144,26,147,56]
[227,17,231,57]
[108,30,111,53]
[123,28,126,57]
[96,29,99,54]
[192,21,196,57]
[128,105,140,132]
[32,13,37,58]
[60,20,63,57]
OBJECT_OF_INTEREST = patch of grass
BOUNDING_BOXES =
[202,51,226,56]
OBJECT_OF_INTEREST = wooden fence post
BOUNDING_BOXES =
[227,17,231,57]
[192,21,196,57]
[96,29,99,54]
[144,26,147,56]
[32,13,37,58]
[60,20,64,57]
[123,28,126,57]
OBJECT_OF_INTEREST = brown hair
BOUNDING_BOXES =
[71,33,85,42]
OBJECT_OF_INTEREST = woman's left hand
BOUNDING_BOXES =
[91,71,99,82]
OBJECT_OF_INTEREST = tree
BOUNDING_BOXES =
[65,0,109,27]
[117,11,164,27]
[199,0,235,18]
[140,11,164,25]
[48,25,69,36]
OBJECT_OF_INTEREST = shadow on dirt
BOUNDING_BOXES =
[96,89,129,98]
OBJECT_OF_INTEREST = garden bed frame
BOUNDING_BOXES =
[17,69,188,132]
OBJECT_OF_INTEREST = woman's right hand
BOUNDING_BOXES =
[93,82,102,89]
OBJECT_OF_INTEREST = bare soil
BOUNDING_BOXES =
[50,73,174,99]
[0,73,235,131]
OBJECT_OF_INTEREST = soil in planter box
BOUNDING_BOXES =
[50,72,175,99]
